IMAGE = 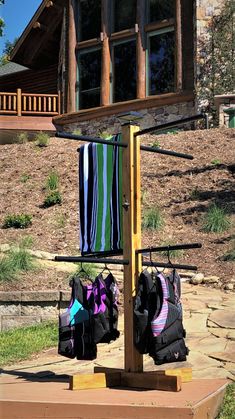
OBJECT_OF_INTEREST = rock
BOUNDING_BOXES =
[208,352,235,364]
[203,276,220,284]
[190,273,204,285]
[224,283,234,291]
[209,310,235,329]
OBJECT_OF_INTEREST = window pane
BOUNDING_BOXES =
[149,0,175,23]
[113,0,136,32]
[113,40,136,103]
[78,49,101,109]
[148,31,175,95]
[78,0,101,41]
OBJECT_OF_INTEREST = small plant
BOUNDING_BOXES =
[17,132,28,144]
[159,241,184,259]
[43,190,62,207]
[189,187,201,201]
[72,129,82,136]
[141,190,148,205]
[152,140,160,148]
[20,173,30,183]
[222,241,235,261]
[35,131,50,147]
[0,255,16,282]
[202,204,231,233]
[142,207,164,231]
[3,214,32,229]
[46,171,59,191]
[211,159,221,166]
[54,214,67,228]
[70,262,97,281]
[99,131,112,139]
[217,383,235,419]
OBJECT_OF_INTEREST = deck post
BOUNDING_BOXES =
[122,123,143,373]
[17,89,22,116]
[67,0,77,113]
[137,0,146,99]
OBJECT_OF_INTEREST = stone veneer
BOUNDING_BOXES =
[196,0,223,37]
[0,291,71,331]
[61,101,196,137]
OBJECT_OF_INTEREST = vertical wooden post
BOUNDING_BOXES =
[137,0,146,99]
[176,0,182,91]
[122,123,143,373]
[17,89,22,116]
[67,0,77,113]
[101,0,110,106]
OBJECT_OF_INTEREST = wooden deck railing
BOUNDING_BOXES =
[0,89,60,116]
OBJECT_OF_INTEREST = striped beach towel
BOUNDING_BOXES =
[79,134,123,255]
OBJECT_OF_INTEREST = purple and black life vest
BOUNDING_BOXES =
[134,269,188,365]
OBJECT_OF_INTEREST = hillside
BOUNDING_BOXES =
[0,127,234,292]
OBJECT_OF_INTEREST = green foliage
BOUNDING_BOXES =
[217,383,235,419]
[99,131,112,139]
[197,0,235,123]
[43,190,62,207]
[35,131,50,147]
[16,132,28,144]
[3,213,32,229]
[0,321,58,367]
[20,173,31,183]
[0,38,18,66]
[72,129,82,136]
[0,237,36,283]
[202,204,231,233]
[54,214,67,229]
[70,262,97,281]
[46,171,59,191]
[0,1,5,38]
[189,187,201,201]
[152,140,161,148]
[142,207,164,231]
[211,159,221,166]
[159,241,184,259]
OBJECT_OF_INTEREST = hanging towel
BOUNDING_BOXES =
[79,134,123,255]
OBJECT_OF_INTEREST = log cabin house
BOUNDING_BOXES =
[1,0,200,134]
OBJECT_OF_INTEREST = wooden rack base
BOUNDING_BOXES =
[69,367,192,392]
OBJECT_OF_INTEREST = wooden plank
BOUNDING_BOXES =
[137,0,146,99]
[122,124,143,373]
[176,0,183,91]
[17,89,21,116]
[121,372,182,392]
[164,367,192,383]
[69,373,121,391]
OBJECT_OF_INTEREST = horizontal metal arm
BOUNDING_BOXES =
[140,145,193,160]
[134,114,205,137]
[55,132,127,148]
[136,242,202,254]
[54,256,129,265]
[142,261,198,271]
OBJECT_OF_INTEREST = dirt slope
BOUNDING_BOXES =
[0,128,234,291]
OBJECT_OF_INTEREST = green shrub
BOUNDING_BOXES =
[217,383,235,419]
[54,214,67,228]
[72,129,82,136]
[99,131,112,139]
[211,159,221,166]
[35,131,50,147]
[189,187,200,201]
[16,132,28,144]
[20,173,31,183]
[202,204,231,233]
[152,140,160,148]
[0,255,16,282]
[142,207,164,231]
[3,214,32,229]
[70,262,97,281]
[46,171,59,191]
[43,190,62,207]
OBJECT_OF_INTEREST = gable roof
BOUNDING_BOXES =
[11,0,65,69]
[0,62,28,77]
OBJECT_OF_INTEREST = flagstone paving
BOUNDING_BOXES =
[1,283,235,383]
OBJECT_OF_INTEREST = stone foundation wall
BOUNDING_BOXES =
[0,291,71,331]
[196,0,223,37]
[63,101,196,137]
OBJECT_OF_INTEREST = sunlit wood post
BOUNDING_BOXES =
[17,89,22,116]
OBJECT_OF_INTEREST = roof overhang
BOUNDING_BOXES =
[11,0,65,69]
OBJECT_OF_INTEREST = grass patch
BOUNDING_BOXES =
[70,262,97,281]
[16,132,28,144]
[217,383,235,419]
[0,237,36,283]
[189,187,201,201]
[0,321,58,367]
[72,129,82,136]
[35,131,50,147]
[158,241,184,258]
[142,207,164,231]
[20,173,31,183]
[211,159,221,166]
[152,140,161,148]
[3,213,32,229]
[202,204,231,233]
[54,214,67,229]
[46,171,59,191]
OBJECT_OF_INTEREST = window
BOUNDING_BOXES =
[112,0,137,33]
[77,48,101,109]
[78,0,101,41]
[147,28,175,95]
[112,40,136,103]
[148,0,175,23]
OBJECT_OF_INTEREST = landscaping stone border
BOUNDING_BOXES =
[0,291,71,331]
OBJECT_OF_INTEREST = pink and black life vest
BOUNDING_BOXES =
[134,269,188,365]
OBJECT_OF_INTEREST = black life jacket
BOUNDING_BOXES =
[134,269,189,365]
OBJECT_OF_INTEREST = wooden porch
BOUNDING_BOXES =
[0,89,59,134]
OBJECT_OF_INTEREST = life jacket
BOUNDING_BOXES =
[58,277,97,360]
[90,273,120,344]
[134,269,188,365]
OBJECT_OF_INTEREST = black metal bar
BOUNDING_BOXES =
[135,114,205,137]
[136,242,202,255]
[140,145,193,160]
[56,131,128,148]
[54,256,129,265]
[142,261,198,271]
